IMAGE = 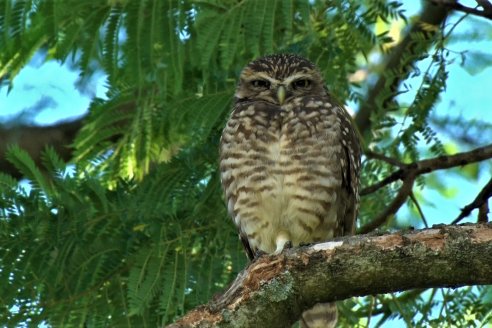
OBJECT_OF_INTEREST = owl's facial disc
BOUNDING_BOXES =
[236,73,320,106]
[235,57,326,106]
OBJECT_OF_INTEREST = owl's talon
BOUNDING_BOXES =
[254,249,266,260]
[284,241,293,250]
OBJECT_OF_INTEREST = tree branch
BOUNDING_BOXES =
[430,0,492,20]
[359,144,492,231]
[365,150,405,168]
[0,119,83,178]
[361,144,492,196]
[360,169,405,196]
[409,191,429,227]
[451,177,492,224]
[478,202,489,223]
[359,173,417,234]
[410,144,492,173]
[355,1,450,136]
[168,224,492,328]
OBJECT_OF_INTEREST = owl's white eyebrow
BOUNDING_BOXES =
[283,73,312,84]
[245,73,278,83]
[244,72,313,85]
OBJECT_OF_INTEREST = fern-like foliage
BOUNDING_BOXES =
[0,144,245,326]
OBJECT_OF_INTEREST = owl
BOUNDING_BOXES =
[219,54,361,328]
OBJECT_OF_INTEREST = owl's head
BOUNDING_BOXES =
[235,54,326,106]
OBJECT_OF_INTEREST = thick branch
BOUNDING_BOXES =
[169,224,492,328]
[361,144,492,196]
[430,0,492,20]
[0,119,83,178]
[410,144,492,173]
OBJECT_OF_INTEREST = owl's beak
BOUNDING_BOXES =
[277,85,286,105]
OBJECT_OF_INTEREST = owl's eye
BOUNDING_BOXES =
[250,80,270,89]
[293,79,311,89]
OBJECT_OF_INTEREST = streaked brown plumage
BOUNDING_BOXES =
[220,54,361,328]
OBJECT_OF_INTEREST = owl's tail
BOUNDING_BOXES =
[300,302,337,328]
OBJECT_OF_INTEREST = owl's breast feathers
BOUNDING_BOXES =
[220,96,360,259]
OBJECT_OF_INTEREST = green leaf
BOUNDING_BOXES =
[461,163,480,181]
[5,145,53,195]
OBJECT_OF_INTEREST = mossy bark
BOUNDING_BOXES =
[169,224,492,328]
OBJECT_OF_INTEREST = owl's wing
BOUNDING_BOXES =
[338,106,362,236]
[339,147,357,236]
[220,100,267,262]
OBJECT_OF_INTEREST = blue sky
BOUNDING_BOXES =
[0,56,106,125]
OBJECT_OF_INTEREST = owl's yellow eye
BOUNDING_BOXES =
[293,79,311,89]
[251,80,270,89]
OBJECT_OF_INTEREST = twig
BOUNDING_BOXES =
[361,170,405,196]
[365,151,405,168]
[410,191,429,228]
[359,174,416,234]
[451,177,492,224]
